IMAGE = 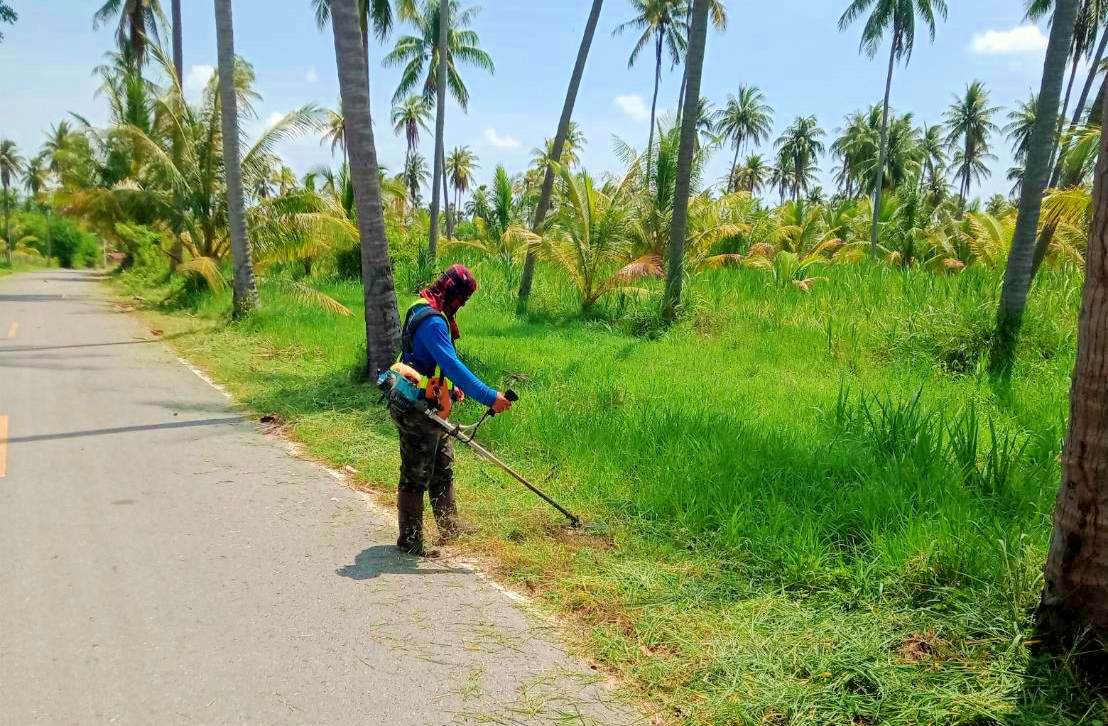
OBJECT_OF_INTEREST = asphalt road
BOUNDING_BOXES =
[0,269,636,726]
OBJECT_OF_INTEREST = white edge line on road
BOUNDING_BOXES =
[172,353,537,608]
[176,357,233,400]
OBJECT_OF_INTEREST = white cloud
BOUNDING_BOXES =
[970,25,1048,55]
[263,111,285,129]
[184,64,214,96]
[614,94,649,123]
[484,128,521,149]
[305,67,320,83]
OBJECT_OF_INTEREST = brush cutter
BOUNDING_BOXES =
[378,370,592,530]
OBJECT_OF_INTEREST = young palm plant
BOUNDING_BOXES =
[545,165,661,312]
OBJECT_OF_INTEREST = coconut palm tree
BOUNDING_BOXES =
[403,151,430,206]
[736,154,769,194]
[391,94,432,167]
[517,0,605,311]
[0,139,24,263]
[42,121,77,177]
[775,116,826,202]
[839,0,948,258]
[715,86,774,192]
[93,0,163,69]
[312,0,419,58]
[993,0,1080,376]
[213,0,258,317]
[944,81,999,208]
[1004,93,1041,164]
[832,109,879,198]
[662,0,710,322]
[0,2,16,43]
[384,0,493,256]
[329,0,401,373]
[1037,72,1108,652]
[614,0,688,188]
[22,154,48,201]
[918,123,946,193]
[446,145,477,227]
[321,107,347,159]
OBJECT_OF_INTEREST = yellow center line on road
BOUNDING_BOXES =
[5,322,16,339]
[0,416,8,478]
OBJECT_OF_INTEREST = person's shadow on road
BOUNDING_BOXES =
[336,545,467,580]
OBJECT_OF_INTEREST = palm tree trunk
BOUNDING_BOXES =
[428,0,449,258]
[330,0,401,375]
[869,33,897,260]
[1051,28,1108,188]
[676,11,692,119]
[130,2,146,67]
[646,29,663,189]
[517,0,604,312]
[661,0,709,323]
[172,0,183,85]
[991,0,1080,377]
[213,0,259,319]
[442,154,453,239]
[170,0,184,271]
[1043,51,1084,192]
[3,182,10,265]
[728,138,742,193]
[1037,81,1108,654]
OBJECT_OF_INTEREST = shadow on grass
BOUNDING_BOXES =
[1012,648,1108,723]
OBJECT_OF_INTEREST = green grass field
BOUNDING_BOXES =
[117,260,1104,725]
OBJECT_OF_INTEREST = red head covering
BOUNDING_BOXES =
[420,264,478,339]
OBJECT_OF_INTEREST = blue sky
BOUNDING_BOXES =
[0,1,1066,201]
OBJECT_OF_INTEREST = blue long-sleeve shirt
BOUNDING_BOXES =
[404,314,498,407]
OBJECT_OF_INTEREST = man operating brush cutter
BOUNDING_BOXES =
[386,264,513,557]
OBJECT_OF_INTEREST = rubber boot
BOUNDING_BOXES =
[396,489,438,557]
[430,483,476,544]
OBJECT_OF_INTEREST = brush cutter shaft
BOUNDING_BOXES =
[463,439,581,527]
[424,409,581,527]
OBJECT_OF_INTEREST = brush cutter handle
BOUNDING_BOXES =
[488,389,518,417]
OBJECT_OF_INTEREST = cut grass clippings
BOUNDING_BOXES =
[112,261,1105,725]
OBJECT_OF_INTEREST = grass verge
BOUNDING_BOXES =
[112,262,1104,725]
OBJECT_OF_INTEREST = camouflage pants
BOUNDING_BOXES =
[389,398,454,496]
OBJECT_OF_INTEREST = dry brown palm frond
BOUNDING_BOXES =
[792,277,827,292]
[700,253,744,269]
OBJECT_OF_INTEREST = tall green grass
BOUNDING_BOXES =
[118,258,1102,724]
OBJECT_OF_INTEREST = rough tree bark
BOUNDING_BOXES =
[991,0,1080,377]
[1038,71,1108,660]
[661,0,708,323]
[213,0,259,319]
[329,0,401,374]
